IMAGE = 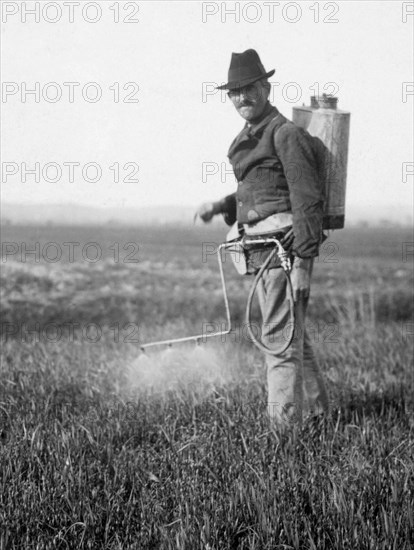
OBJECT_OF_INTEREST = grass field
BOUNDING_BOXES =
[0,223,413,549]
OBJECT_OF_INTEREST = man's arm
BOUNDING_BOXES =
[196,193,237,225]
[274,123,324,259]
[216,193,237,225]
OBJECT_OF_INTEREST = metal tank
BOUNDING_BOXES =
[292,95,351,230]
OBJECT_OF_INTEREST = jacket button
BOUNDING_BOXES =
[238,201,243,207]
[238,180,243,185]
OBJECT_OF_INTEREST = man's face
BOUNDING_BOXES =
[228,80,270,122]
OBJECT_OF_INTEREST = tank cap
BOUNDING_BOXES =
[312,94,338,109]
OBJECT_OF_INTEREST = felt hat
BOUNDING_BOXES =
[217,49,275,90]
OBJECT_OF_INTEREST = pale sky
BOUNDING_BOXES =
[1,0,413,220]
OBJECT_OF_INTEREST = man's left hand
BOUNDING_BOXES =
[280,228,294,252]
[290,257,312,302]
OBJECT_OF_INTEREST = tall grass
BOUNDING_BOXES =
[1,323,413,549]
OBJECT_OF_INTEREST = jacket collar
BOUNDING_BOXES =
[246,102,279,136]
[228,103,280,157]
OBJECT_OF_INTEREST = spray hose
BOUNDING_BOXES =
[243,237,296,356]
[139,237,295,355]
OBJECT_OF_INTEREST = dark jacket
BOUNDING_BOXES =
[218,103,325,258]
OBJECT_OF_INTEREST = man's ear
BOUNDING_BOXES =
[261,80,271,100]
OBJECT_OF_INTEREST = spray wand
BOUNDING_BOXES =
[140,237,295,357]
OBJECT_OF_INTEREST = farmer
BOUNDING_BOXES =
[196,49,329,428]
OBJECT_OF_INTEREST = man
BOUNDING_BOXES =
[196,49,329,427]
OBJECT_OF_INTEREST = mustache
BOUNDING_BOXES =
[239,101,254,107]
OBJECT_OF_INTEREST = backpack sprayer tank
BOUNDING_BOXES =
[292,95,351,230]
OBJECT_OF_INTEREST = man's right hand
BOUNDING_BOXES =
[194,201,221,223]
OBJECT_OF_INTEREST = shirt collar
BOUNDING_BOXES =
[246,103,279,136]
[227,103,280,158]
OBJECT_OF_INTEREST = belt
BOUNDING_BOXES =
[243,230,287,249]
[243,211,293,236]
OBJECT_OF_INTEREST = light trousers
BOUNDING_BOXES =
[256,261,329,426]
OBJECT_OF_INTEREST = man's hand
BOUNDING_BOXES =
[280,228,294,252]
[290,257,312,302]
[194,201,221,223]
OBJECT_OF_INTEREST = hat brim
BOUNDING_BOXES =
[216,69,275,90]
